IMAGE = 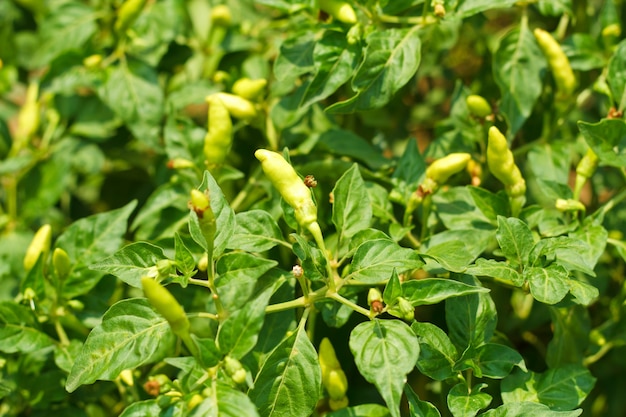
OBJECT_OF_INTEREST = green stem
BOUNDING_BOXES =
[420,194,432,241]
[54,319,70,347]
[583,342,614,366]
[593,187,626,220]
[265,296,307,314]
[308,221,336,292]
[327,292,372,318]
[188,311,219,321]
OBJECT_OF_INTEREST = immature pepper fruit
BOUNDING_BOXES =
[232,78,267,101]
[426,153,472,185]
[319,338,349,409]
[141,277,190,337]
[211,93,257,120]
[466,95,492,118]
[574,147,598,200]
[204,95,233,169]
[319,0,357,24]
[24,224,52,272]
[254,149,318,231]
[533,28,576,98]
[114,0,147,35]
[487,127,526,197]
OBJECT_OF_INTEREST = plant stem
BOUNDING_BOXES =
[265,296,307,314]
[583,342,614,366]
[327,291,372,318]
[230,165,262,211]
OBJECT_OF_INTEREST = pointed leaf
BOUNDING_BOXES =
[0,302,55,353]
[328,27,421,113]
[227,210,284,253]
[217,286,273,359]
[447,382,491,417]
[466,258,523,287]
[482,402,582,417]
[249,321,321,417]
[66,298,176,392]
[445,275,497,349]
[332,164,372,243]
[89,242,167,288]
[475,343,526,378]
[421,241,475,273]
[607,39,626,110]
[56,201,137,298]
[350,319,419,417]
[525,265,570,304]
[411,322,458,381]
[383,270,403,305]
[404,384,441,417]
[578,119,626,168]
[348,240,424,283]
[493,25,546,134]
[402,278,489,306]
[496,216,534,268]
[190,383,260,417]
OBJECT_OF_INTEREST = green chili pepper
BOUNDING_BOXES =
[141,277,190,337]
[210,4,232,27]
[114,0,147,36]
[211,93,257,120]
[574,147,598,200]
[232,78,267,101]
[319,338,349,408]
[426,153,471,184]
[319,0,357,24]
[466,95,492,118]
[13,81,40,154]
[533,28,576,98]
[190,189,217,248]
[487,127,525,196]
[254,149,317,230]
[24,224,51,272]
[52,247,71,281]
[204,95,233,170]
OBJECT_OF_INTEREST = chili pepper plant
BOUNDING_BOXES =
[1,0,626,416]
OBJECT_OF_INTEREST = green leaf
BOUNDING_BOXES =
[332,164,372,244]
[273,32,316,95]
[608,39,626,110]
[501,365,596,411]
[327,27,421,113]
[411,322,458,381]
[421,241,475,273]
[404,384,441,417]
[292,234,328,281]
[97,61,164,148]
[468,186,510,223]
[546,306,590,368]
[475,343,526,378]
[350,319,419,417]
[217,286,273,359]
[493,25,546,134]
[66,298,177,392]
[481,402,582,417]
[447,382,491,417]
[32,1,97,67]
[496,216,534,268]
[578,119,626,168]
[566,278,598,306]
[536,0,572,16]
[301,30,361,108]
[347,240,424,284]
[89,242,167,289]
[328,404,392,417]
[432,187,494,231]
[227,210,284,253]
[525,265,570,304]
[216,252,278,312]
[529,236,594,275]
[119,400,162,417]
[570,222,607,272]
[318,129,390,170]
[0,301,55,353]
[249,319,321,417]
[383,270,403,305]
[174,233,196,284]
[192,171,236,256]
[456,0,519,18]
[445,275,497,349]
[402,278,489,306]
[393,138,426,186]
[56,201,137,299]
[466,259,523,287]
[561,34,606,71]
[190,383,260,417]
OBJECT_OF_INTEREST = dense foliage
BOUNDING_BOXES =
[1,0,626,416]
